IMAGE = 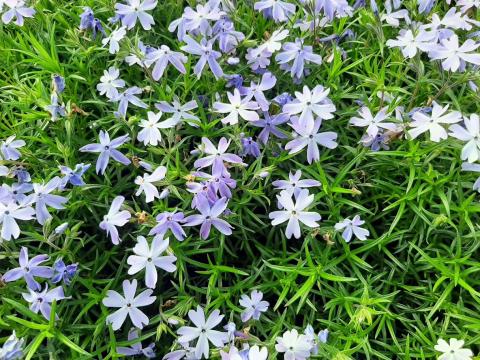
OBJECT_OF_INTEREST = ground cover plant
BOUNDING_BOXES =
[1,0,480,358]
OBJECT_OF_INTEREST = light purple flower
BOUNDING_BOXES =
[251,112,289,144]
[22,285,67,320]
[241,136,261,158]
[283,85,335,127]
[254,0,296,22]
[116,329,156,358]
[0,136,25,161]
[183,2,224,36]
[194,137,244,175]
[1,182,33,203]
[177,306,228,359]
[2,247,53,290]
[275,329,313,360]
[349,106,397,138]
[239,290,269,322]
[314,0,353,20]
[272,170,321,197]
[386,29,436,59]
[155,98,199,126]
[462,162,480,192]
[99,196,131,245]
[181,36,223,79]
[31,177,68,225]
[213,88,260,125]
[334,215,369,242]
[102,279,156,331]
[127,236,177,288]
[102,27,127,54]
[97,67,125,99]
[0,331,25,360]
[149,211,187,241]
[212,18,245,53]
[79,130,131,175]
[241,72,276,111]
[428,34,480,72]
[276,39,323,79]
[0,200,35,241]
[449,114,480,163]
[285,117,338,164]
[59,163,90,189]
[269,189,321,239]
[246,48,272,71]
[2,0,36,26]
[135,166,167,203]
[144,45,187,80]
[51,258,78,285]
[184,195,233,239]
[112,86,148,118]
[114,0,157,30]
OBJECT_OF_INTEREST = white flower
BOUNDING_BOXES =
[99,196,131,245]
[449,114,480,163]
[386,29,435,58]
[283,85,336,127]
[269,189,321,239]
[97,67,125,99]
[137,111,177,146]
[275,329,312,360]
[408,102,462,142]
[213,88,260,125]
[155,98,199,127]
[334,215,369,242]
[429,34,480,72]
[115,0,157,30]
[177,306,228,359]
[381,7,410,27]
[0,200,35,242]
[249,345,268,360]
[239,290,269,322]
[127,236,177,288]
[102,27,127,54]
[350,106,397,138]
[457,0,480,13]
[135,166,167,203]
[258,29,289,53]
[434,338,473,360]
[102,279,156,331]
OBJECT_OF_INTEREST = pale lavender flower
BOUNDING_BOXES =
[52,74,65,94]
[0,136,25,160]
[114,0,157,30]
[59,163,91,189]
[45,94,66,121]
[273,92,294,106]
[272,170,321,197]
[408,101,461,142]
[212,18,245,53]
[2,247,53,291]
[304,325,328,355]
[183,2,224,36]
[54,222,68,234]
[283,85,335,127]
[193,137,244,175]
[22,285,67,320]
[97,67,125,99]
[113,86,148,118]
[386,29,436,58]
[428,34,480,72]
[349,106,397,137]
[117,329,156,358]
[241,72,276,111]
[314,0,353,19]
[285,117,338,164]
[30,177,68,225]
[184,195,233,239]
[381,1,410,27]
[192,170,237,200]
[1,0,35,26]
[239,290,269,322]
[99,196,131,245]
[213,88,260,125]
[148,213,183,243]
[254,0,296,22]
[251,112,289,144]
[127,236,177,288]
[102,279,156,331]
[269,189,321,239]
[246,48,272,71]
[241,136,261,158]
[177,306,228,359]
[135,166,167,203]
[181,36,223,79]
[458,0,480,12]
[0,331,25,360]
[1,182,33,203]
[155,98,199,126]
[0,200,35,241]
[276,39,323,79]
[462,162,480,191]
[137,111,177,146]
[79,130,131,175]
[125,41,154,66]
[275,329,313,360]
[448,114,480,163]
[144,45,187,80]
[102,27,127,54]
[418,0,435,14]
[226,74,244,89]
[334,215,369,242]
[79,6,94,30]
[51,258,77,285]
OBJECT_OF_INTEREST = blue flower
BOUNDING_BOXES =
[51,258,78,285]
